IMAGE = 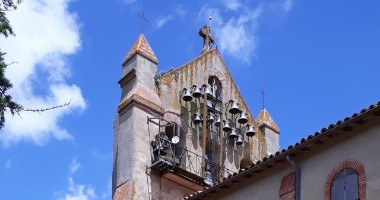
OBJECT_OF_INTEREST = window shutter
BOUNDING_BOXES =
[331,177,345,200]
[344,173,359,200]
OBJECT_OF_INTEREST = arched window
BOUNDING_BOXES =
[324,160,366,200]
[331,169,358,200]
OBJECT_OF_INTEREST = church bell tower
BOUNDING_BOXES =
[112,26,279,200]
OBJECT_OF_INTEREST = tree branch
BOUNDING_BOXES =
[21,99,72,113]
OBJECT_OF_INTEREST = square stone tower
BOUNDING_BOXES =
[112,26,280,200]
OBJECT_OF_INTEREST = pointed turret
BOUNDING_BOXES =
[122,33,158,65]
[113,33,163,199]
[256,108,280,156]
[256,108,280,133]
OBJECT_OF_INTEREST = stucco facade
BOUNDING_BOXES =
[185,102,380,200]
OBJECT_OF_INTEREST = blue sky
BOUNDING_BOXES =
[1,0,379,199]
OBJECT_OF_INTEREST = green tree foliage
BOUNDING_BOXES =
[0,0,23,129]
[0,53,22,128]
[1,0,21,36]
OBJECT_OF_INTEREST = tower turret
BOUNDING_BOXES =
[256,108,280,156]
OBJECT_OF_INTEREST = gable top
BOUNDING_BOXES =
[256,108,280,133]
[160,48,256,123]
[122,33,158,65]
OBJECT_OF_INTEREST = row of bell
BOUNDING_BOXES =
[183,89,243,117]
[182,85,214,102]
[192,111,248,125]
[192,113,255,137]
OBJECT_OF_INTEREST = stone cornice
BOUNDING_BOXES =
[118,93,164,117]
[118,68,136,88]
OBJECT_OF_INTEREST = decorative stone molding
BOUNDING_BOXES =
[324,159,366,200]
[118,68,136,88]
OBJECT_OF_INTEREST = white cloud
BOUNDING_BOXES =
[70,158,81,175]
[60,177,97,200]
[155,4,187,30]
[55,158,98,200]
[221,0,241,11]
[199,5,263,64]
[0,0,86,146]
[156,15,173,29]
[199,0,293,64]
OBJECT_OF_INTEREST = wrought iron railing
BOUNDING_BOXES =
[151,136,236,185]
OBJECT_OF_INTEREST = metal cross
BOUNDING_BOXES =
[259,88,267,109]
[138,12,149,33]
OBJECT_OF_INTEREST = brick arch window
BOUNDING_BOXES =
[324,160,366,200]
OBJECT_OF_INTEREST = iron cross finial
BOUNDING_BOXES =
[259,88,267,110]
[138,12,149,33]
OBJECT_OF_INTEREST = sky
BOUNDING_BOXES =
[0,0,379,199]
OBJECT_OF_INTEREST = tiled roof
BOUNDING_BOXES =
[256,108,280,133]
[122,33,158,65]
[183,101,380,200]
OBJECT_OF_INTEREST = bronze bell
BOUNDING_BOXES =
[236,135,243,145]
[204,85,212,98]
[223,120,231,132]
[238,111,248,124]
[192,86,202,98]
[246,125,255,137]
[193,112,202,124]
[229,128,238,139]
[207,113,214,123]
[153,141,167,156]
[158,145,167,156]
[182,88,193,102]
[229,101,240,114]
[214,115,221,127]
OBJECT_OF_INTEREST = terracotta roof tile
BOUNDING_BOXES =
[183,100,380,200]
[123,33,158,64]
[256,108,280,133]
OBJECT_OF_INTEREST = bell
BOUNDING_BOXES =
[192,86,202,98]
[158,145,167,155]
[204,85,212,98]
[153,145,167,156]
[193,112,202,124]
[246,125,255,137]
[207,113,214,123]
[229,101,240,114]
[238,112,248,124]
[229,128,238,139]
[182,88,193,102]
[214,115,221,127]
[236,135,243,145]
[223,120,231,132]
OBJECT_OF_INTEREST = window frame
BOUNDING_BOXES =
[324,160,366,200]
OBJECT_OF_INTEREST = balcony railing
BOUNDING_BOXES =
[149,136,235,185]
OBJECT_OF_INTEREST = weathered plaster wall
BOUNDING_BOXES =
[159,49,266,174]
[204,117,380,200]
[261,127,279,156]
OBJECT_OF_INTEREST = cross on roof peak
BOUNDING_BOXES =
[260,88,267,110]
[138,12,149,33]
[199,24,215,54]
